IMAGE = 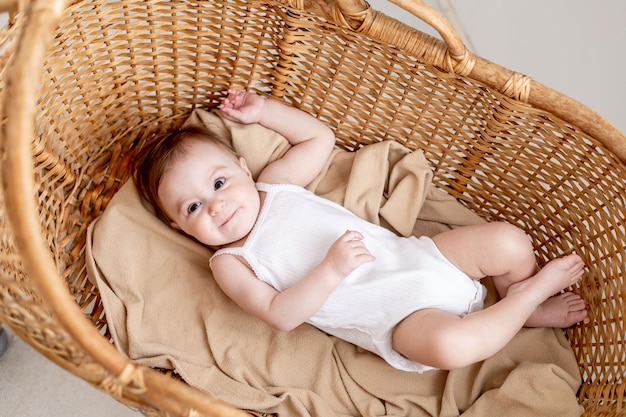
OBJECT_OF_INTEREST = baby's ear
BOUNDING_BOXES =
[238,156,252,177]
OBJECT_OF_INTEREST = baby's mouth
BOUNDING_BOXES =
[220,209,237,227]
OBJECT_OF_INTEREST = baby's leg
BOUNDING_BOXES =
[392,254,584,369]
[431,222,587,328]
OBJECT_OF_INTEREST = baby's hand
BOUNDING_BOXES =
[324,230,375,278]
[219,89,265,124]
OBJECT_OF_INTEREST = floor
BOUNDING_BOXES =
[0,326,139,417]
[1,1,624,416]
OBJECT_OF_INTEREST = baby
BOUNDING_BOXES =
[134,89,587,372]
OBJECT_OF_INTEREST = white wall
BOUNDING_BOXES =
[369,0,626,135]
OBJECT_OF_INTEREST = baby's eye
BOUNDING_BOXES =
[214,178,225,190]
[187,202,201,214]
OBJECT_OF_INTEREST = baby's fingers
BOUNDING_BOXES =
[340,229,365,242]
[220,90,243,109]
[353,246,376,262]
[219,106,243,122]
[226,89,246,106]
[345,233,375,264]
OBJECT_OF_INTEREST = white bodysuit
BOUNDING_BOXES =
[210,183,486,372]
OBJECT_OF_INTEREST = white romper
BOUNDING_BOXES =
[210,183,486,372]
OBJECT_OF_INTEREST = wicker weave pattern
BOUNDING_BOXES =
[1,0,625,416]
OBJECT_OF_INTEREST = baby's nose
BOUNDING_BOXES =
[208,199,224,216]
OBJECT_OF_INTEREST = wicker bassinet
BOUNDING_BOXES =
[0,0,624,416]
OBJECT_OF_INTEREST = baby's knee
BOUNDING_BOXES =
[492,222,535,262]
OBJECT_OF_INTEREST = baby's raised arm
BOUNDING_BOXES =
[219,89,335,187]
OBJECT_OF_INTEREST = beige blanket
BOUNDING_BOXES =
[86,109,583,416]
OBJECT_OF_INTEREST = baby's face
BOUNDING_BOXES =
[158,139,260,247]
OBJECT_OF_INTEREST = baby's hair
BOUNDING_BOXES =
[133,125,237,224]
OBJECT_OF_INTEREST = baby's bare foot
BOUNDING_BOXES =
[524,291,588,328]
[507,254,584,303]
[507,250,586,327]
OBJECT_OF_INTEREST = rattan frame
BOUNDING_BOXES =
[1,0,625,416]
